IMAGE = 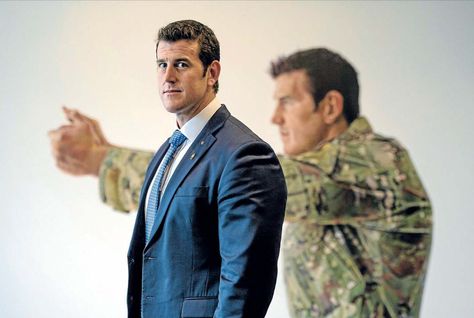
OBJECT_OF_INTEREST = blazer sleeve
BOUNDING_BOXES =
[214,141,287,318]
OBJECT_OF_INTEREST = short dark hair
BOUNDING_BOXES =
[157,20,220,93]
[270,48,359,123]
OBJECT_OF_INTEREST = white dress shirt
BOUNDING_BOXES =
[145,97,221,213]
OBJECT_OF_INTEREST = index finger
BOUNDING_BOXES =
[63,105,86,124]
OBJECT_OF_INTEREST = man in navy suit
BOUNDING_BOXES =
[123,20,286,318]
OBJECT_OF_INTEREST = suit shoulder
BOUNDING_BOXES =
[210,115,279,161]
[219,115,266,145]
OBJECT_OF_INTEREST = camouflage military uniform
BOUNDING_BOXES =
[279,117,432,318]
[99,147,153,212]
[98,117,432,318]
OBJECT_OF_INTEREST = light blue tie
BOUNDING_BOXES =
[145,130,187,243]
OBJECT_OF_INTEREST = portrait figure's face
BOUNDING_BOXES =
[272,70,328,156]
[156,39,218,125]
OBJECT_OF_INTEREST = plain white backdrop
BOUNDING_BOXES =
[1,1,473,317]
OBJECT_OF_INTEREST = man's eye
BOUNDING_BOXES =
[176,62,188,68]
[281,98,293,106]
[157,62,167,69]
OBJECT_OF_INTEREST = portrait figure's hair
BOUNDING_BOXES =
[157,20,220,93]
[270,48,359,123]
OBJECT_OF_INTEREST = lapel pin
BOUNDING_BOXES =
[200,140,204,145]
[190,152,196,160]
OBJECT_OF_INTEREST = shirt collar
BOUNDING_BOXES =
[178,96,221,144]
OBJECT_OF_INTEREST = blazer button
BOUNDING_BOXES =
[129,258,135,265]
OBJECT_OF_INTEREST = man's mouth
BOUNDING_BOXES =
[163,89,182,94]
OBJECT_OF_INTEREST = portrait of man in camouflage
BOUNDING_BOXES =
[49,47,432,318]
[271,49,432,318]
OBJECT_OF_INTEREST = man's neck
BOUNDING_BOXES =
[176,92,216,128]
[324,118,349,143]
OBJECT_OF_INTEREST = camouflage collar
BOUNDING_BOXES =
[289,117,372,175]
[338,116,373,141]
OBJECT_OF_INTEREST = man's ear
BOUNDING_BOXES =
[321,90,344,124]
[207,60,221,88]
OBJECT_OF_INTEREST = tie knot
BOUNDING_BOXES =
[169,130,187,148]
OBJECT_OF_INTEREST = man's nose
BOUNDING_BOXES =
[164,66,177,83]
[271,106,283,125]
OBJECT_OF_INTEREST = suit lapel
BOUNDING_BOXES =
[145,105,230,249]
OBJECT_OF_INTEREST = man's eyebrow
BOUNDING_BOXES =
[156,57,192,63]
[175,58,192,63]
[278,95,292,101]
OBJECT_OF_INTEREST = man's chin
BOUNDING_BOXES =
[162,103,183,114]
[283,145,306,157]
[283,146,296,157]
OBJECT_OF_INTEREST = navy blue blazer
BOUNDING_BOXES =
[127,106,287,318]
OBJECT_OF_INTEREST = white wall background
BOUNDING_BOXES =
[1,1,473,317]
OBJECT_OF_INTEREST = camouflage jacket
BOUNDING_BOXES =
[278,117,432,318]
[99,147,153,212]
[98,117,432,318]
